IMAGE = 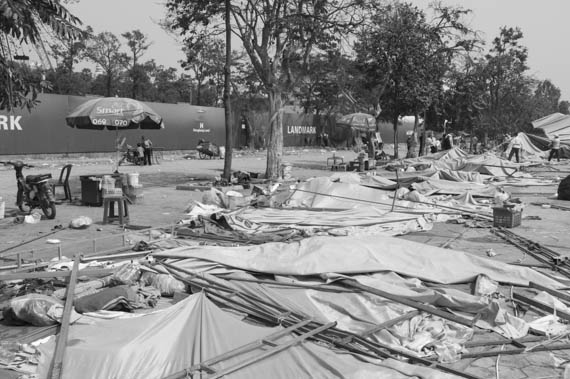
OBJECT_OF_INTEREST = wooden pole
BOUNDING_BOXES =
[49,254,81,379]
[341,279,475,327]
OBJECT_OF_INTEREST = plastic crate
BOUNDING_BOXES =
[493,207,522,228]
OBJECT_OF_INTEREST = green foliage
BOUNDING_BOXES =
[0,0,83,111]
[354,2,476,156]
[122,29,152,99]
[85,31,129,97]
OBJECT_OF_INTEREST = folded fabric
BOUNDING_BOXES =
[74,285,139,314]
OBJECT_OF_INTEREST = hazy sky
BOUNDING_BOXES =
[66,0,570,99]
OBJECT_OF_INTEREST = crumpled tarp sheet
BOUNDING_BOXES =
[432,153,521,177]
[154,234,561,287]
[431,169,484,183]
[411,178,497,197]
[36,292,457,379]
[525,132,570,157]
[286,177,448,214]
[388,147,521,177]
[503,132,549,160]
[531,112,570,142]
[164,270,472,362]
[231,207,433,236]
[286,177,392,209]
[237,207,423,227]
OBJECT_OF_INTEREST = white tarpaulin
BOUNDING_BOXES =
[36,292,458,379]
[154,235,561,287]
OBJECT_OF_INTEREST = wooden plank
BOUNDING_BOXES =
[81,250,152,262]
[464,336,545,348]
[530,282,570,304]
[48,254,81,379]
[341,280,475,327]
[0,268,115,282]
[513,292,570,321]
[161,320,313,379]
[462,343,570,358]
[360,310,420,338]
[208,322,336,379]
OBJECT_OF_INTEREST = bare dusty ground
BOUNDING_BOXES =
[1,147,570,378]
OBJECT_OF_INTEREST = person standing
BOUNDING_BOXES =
[508,133,522,163]
[548,134,561,162]
[141,135,153,165]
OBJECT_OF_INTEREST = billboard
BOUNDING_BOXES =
[0,94,225,155]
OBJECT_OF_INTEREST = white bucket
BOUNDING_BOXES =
[0,197,4,219]
[127,173,140,187]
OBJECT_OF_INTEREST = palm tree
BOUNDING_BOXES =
[0,0,83,111]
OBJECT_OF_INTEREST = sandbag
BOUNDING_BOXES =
[558,175,570,201]
[2,294,63,326]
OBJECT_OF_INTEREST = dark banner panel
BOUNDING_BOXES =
[283,113,334,147]
[0,94,225,155]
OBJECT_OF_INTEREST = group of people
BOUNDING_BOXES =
[424,133,455,154]
[503,133,561,163]
[135,135,153,165]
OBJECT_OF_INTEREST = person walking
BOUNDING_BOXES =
[141,135,153,165]
[508,133,522,163]
[548,134,561,162]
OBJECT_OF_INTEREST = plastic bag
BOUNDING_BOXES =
[3,294,63,326]
[24,211,42,224]
[111,262,142,285]
[69,216,92,229]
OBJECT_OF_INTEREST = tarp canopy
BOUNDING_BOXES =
[156,234,561,287]
[37,292,456,379]
[532,112,570,142]
[525,132,570,158]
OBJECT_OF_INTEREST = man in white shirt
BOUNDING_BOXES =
[508,134,522,163]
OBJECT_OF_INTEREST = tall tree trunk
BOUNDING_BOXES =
[266,90,283,179]
[222,0,233,180]
[196,83,201,106]
[106,74,112,97]
[392,115,399,159]
[408,114,419,158]
[243,114,255,150]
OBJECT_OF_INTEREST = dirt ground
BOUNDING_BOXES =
[1,146,570,378]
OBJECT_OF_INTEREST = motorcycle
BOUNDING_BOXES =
[118,145,144,166]
[196,139,220,159]
[2,161,56,219]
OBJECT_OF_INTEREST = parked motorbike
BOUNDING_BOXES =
[118,145,143,166]
[196,139,220,159]
[1,161,56,219]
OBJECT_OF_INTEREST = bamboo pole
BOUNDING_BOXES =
[48,254,81,379]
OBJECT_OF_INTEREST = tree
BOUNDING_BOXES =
[355,2,476,158]
[0,0,83,110]
[180,37,226,106]
[530,79,561,121]
[166,0,364,178]
[85,31,129,97]
[122,30,152,99]
[559,100,570,115]
[482,27,532,135]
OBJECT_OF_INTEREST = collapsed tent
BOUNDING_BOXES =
[525,132,570,158]
[36,292,456,379]
[155,234,561,287]
[532,112,570,142]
